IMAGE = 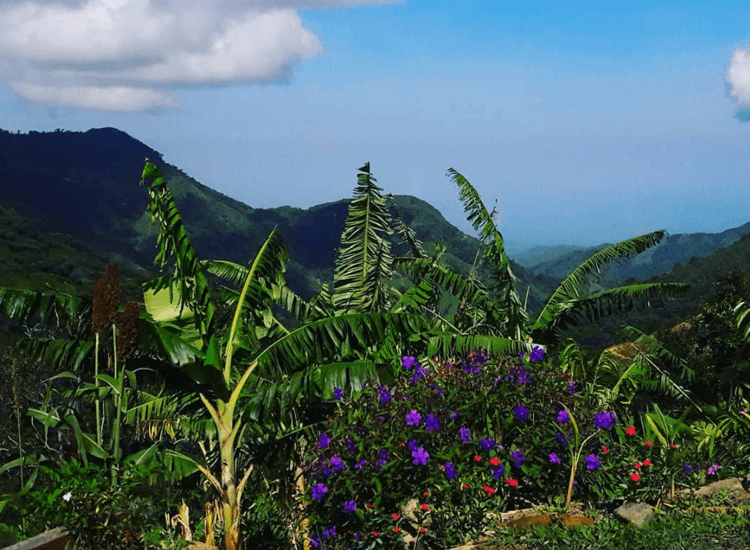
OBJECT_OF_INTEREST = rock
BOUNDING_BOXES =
[614,502,654,528]
[689,477,750,502]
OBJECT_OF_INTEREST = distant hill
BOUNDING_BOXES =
[516,224,750,289]
[0,127,557,314]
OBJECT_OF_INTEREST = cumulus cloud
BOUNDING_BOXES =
[728,46,750,107]
[0,0,398,111]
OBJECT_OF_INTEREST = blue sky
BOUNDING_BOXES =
[1,0,749,253]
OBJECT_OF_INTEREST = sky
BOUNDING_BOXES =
[1,0,750,254]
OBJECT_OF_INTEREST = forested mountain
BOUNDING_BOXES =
[517,223,750,288]
[0,127,558,317]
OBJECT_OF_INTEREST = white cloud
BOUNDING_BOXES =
[728,47,750,106]
[0,0,399,111]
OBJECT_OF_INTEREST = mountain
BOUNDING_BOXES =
[516,224,750,289]
[0,127,557,315]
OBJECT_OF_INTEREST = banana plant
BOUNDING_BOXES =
[444,169,689,344]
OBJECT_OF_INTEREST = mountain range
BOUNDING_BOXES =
[1,127,749,348]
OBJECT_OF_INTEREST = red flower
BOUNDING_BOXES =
[601,446,609,455]
[366,503,375,509]
[482,485,496,496]
[489,457,501,466]
[372,531,379,537]
[634,462,641,469]
[423,491,429,497]
[392,513,400,520]
[394,527,400,533]
[644,440,653,447]
[474,455,481,462]
[642,459,651,467]
[625,425,636,436]
[505,478,519,487]
[630,473,641,482]
[419,528,426,533]
[670,443,678,449]
[461,483,469,489]
[421,503,429,511]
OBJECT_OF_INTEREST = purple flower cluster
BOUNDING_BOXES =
[318,433,330,449]
[425,413,441,431]
[514,404,530,421]
[406,410,422,427]
[402,356,417,370]
[412,447,429,466]
[556,409,570,424]
[312,483,328,500]
[343,500,356,513]
[504,365,532,386]
[444,461,457,479]
[584,454,600,470]
[549,453,562,464]
[460,428,472,442]
[480,438,495,452]
[530,346,545,363]
[377,385,392,404]
[593,411,618,430]
[511,450,525,469]
[333,387,342,400]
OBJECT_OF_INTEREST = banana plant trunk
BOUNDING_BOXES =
[216,399,242,550]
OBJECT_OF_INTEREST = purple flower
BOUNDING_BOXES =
[568,381,576,395]
[493,466,506,479]
[318,433,331,449]
[406,410,422,427]
[549,453,562,464]
[584,454,600,471]
[556,409,570,424]
[593,411,618,430]
[346,439,356,453]
[322,525,336,539]
[379,448,390,460]
[425,413,441,431]
[333,387,342,400]
[517,352,524,360]
[450,410,460,421]
[514,405,530,421]
[312,483,328,500]
[511,450,525,469]
[684,465,692,473]
[402,356,417,370]
[375,459,387,472]
[707,463,721,476]
[505,365,531,385]
[343,500,356,514]
[434,388,444,397]
[410,364,426,385]
[330,457,344,472]
[412,447,429,466]
[530,346,545,363]
[480,438,495,452]
[556,433,568,448]
[321,467,332,477]
[407,439,419,452]
[354,460,366,469]
[460,428,472,442]
[377,385,392,404]
[444,461,457,479]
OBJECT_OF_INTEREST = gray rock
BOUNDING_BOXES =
[614,502,654,528]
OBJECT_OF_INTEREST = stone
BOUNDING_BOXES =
[614,502,654,528]
[689,477,750,502]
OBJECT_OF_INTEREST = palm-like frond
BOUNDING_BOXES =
[533,231,666,331]
[332,163,394,314]
[389,197,426,259]
[735,301,750,343]
[447,168,527,339]
[425,331,534,361]
[0,286,90,336]
[248,312,430,381]
[535,282,689,336]
[139,161,215,339]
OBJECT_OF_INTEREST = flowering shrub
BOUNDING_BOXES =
[299,349,730,549]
